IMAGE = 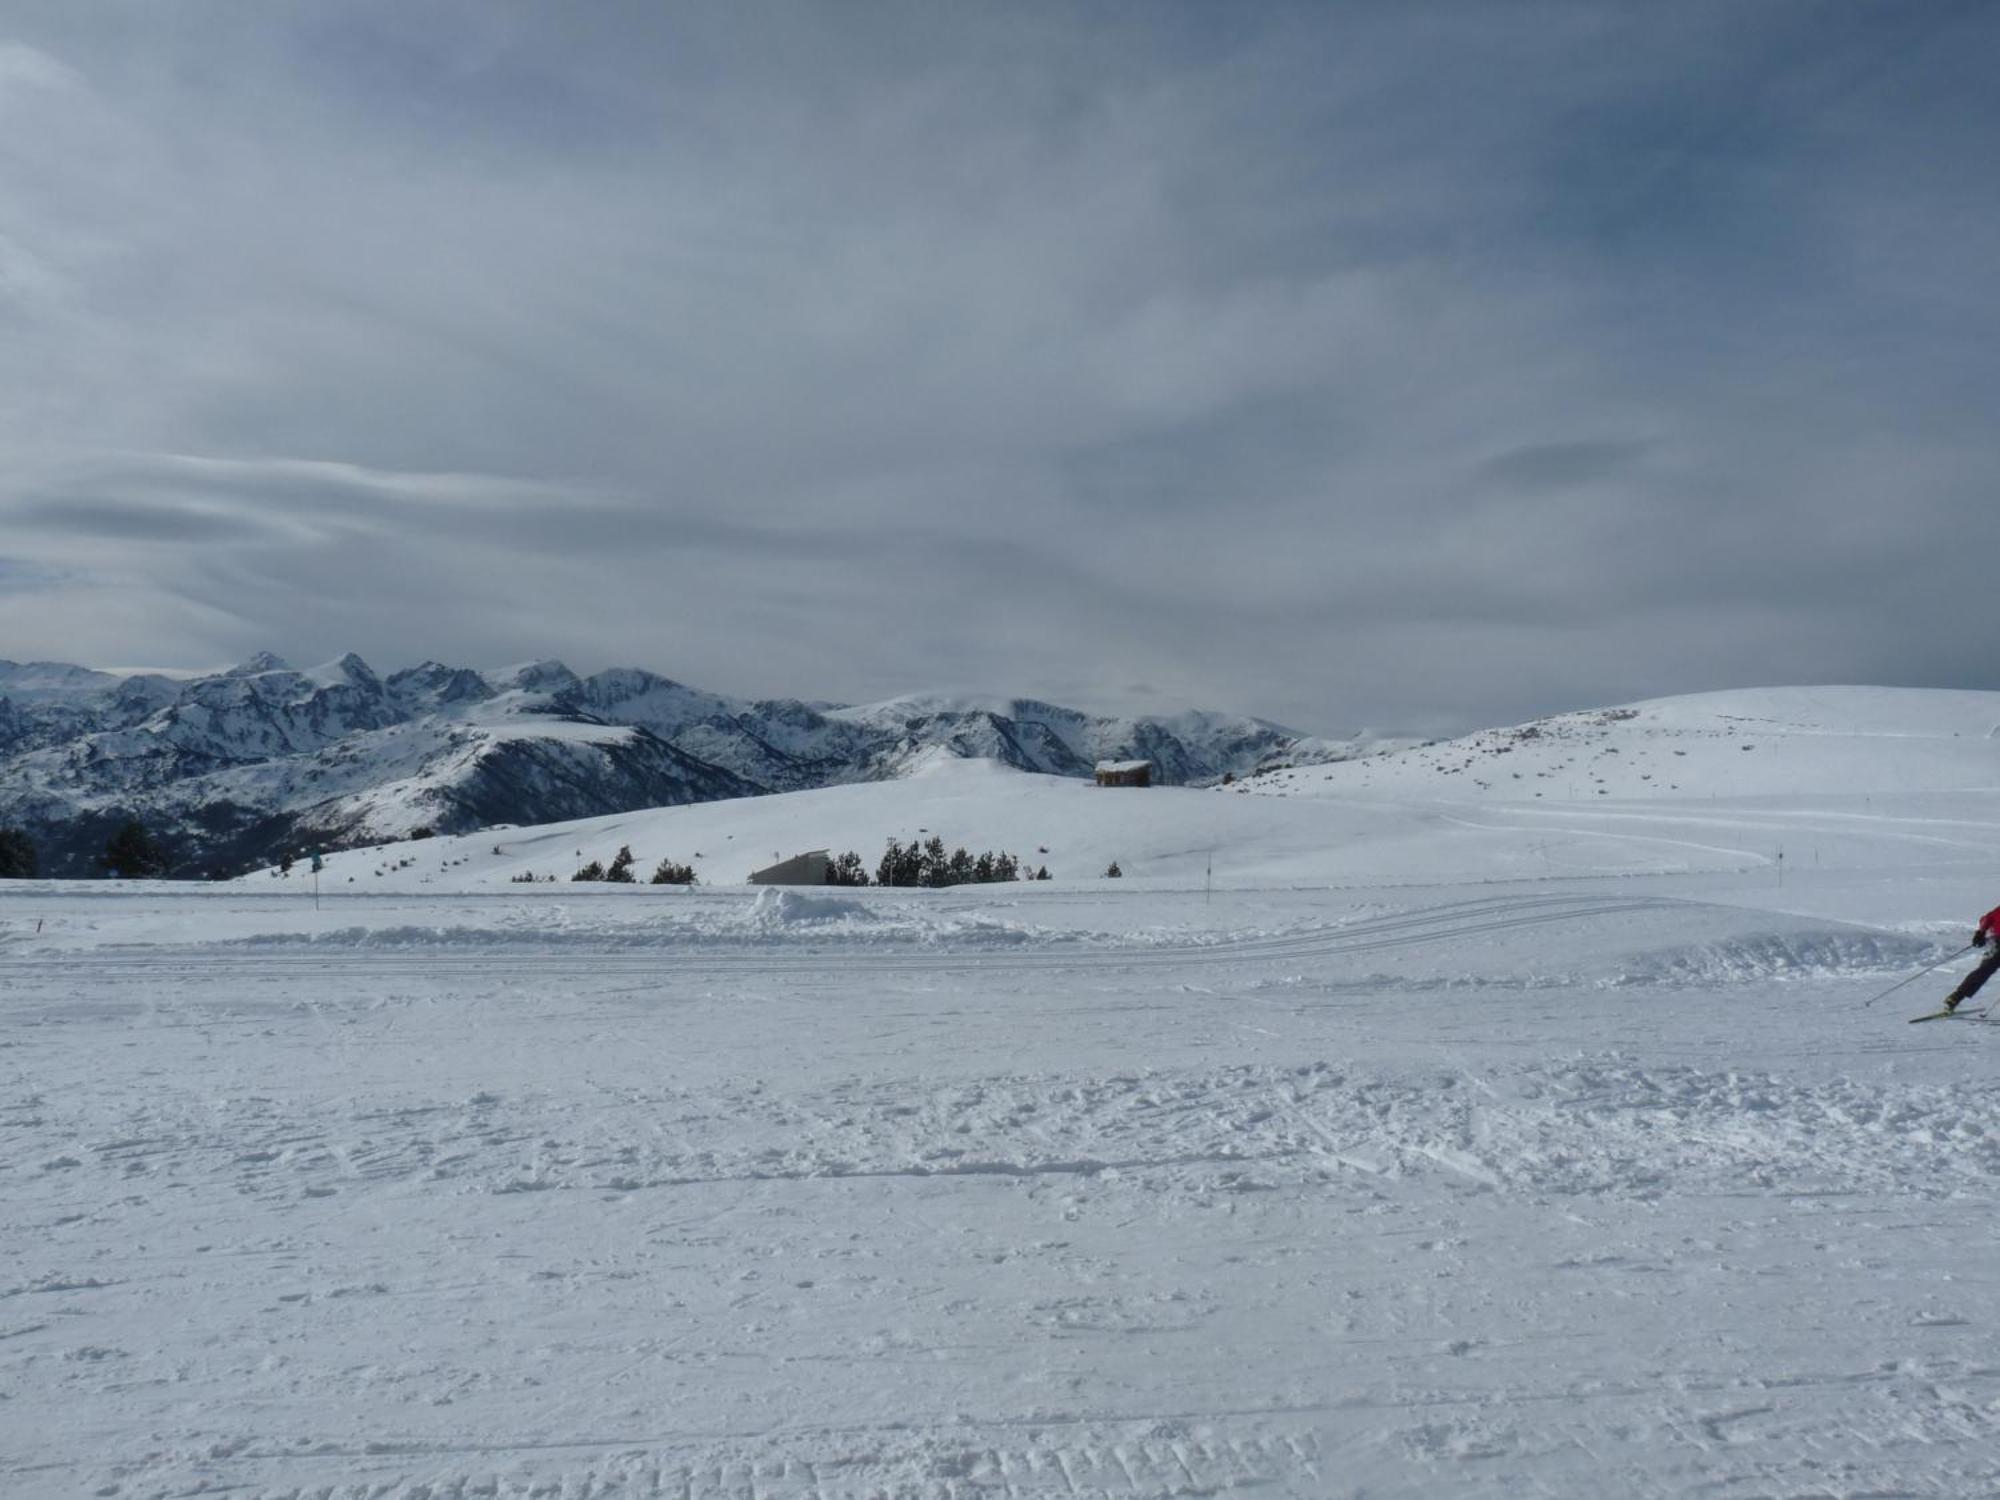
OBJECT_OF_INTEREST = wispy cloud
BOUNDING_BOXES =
[0,3,1995,730]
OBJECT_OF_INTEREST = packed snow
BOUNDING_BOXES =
[5,687,2000,1497]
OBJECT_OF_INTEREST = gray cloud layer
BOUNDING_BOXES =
[1,2,1995,733]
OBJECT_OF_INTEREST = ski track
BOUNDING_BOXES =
[5,887,2000,1497]
[13,1055,2000,1207]
[0,891,1858,980]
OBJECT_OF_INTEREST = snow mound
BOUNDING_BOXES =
[744,887,879,927]
[197,890,1090,954]
[1608,928,1943,987]
[730,888,1060,948]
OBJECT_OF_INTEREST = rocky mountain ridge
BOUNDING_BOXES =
[0,654,1381,876]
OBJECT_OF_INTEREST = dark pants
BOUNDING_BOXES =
[1952,947,2000,1003]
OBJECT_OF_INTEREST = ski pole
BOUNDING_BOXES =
[1863,942,1977,1008]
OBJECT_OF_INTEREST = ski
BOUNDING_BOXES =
[1909,1008,1965,1024]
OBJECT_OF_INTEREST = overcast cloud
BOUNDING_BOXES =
[1,1,1995,734]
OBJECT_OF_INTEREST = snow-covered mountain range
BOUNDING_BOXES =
[0,653,1376,876]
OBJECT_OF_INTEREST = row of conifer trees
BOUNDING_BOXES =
[0,824,1119,887]
[568,845,697,885]
[0,820,165,880]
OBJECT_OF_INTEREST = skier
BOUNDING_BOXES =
[1944,903,2000,1013]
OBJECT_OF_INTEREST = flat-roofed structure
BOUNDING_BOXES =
[748,849,832,885]
[1094,760,1153,788]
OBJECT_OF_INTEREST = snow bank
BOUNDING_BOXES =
[1605,928,1944,987]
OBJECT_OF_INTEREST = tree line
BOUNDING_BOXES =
[568,846,698,885]
[0,820,167,880]
[0,822,1111,887]
[859,837,1049,887]
[557,837,1057,889]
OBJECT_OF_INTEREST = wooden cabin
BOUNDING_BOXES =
[1094,759,1153,788]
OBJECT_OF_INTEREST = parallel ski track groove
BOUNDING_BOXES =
[4,892,1677,982]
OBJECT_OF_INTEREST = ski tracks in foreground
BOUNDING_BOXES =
[4,890,1689,983]
[93,1424,1325,1500]
[8,887,2000,1497]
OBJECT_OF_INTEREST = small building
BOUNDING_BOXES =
[749,849,831,885]
[1094,759,1153,788]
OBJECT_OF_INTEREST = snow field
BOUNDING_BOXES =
[7,876,2000,1497]
[9,703,2000,1497]
[1243,686,2000,804]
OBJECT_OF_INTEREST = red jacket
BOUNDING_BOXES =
[1978,906,2000,943]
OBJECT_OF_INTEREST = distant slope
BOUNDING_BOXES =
[255,755,1389,892]
[1230,688,2000,803]
[264,688,2000,902]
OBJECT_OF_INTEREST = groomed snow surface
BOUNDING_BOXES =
[7,688,2000,1498]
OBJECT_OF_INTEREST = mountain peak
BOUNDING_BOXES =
[306,652,381,690]
[387,661,493,707]
[226,651,293,677]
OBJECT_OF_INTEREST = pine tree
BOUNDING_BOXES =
[571,859,606,881]
[104,820,166,879]
[919,836,950,887]
[1104,860,1122,878]
[825,851,869,887]
[878,838,924,888]
[650,858,697,885]
[605,845,637,883]
[0,826,37,879]
[875,838,903,887]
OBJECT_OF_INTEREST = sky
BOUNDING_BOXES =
[1,1,1995,736]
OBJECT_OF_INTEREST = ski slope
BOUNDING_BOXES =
[5,688,2000,1497]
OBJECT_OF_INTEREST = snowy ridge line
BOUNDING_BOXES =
[4,892,1683,978]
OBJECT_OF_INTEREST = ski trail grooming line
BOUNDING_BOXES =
[2,892,1681,983]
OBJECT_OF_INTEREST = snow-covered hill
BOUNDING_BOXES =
[1232,686,2000,802]
[191,682,1995,917]
[252,685,2000,902]
[0,653,1374,876]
